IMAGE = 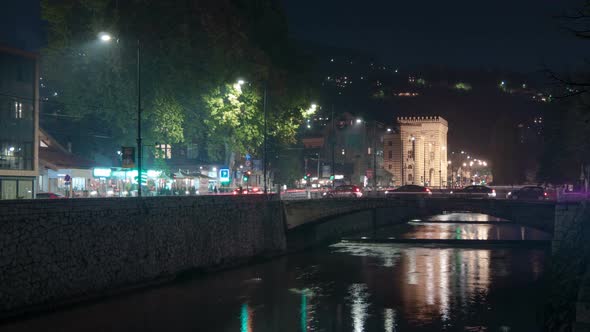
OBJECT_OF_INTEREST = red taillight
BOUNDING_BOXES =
[355,187,360,192]
[544,192,548,196]
[426,188,431,192]
[492,189,496,193]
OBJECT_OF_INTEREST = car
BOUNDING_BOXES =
[507,186,548,201]
[322,185,363,198]
[36,192,65,199]
[451,185,496,199]
[385,185,432,197]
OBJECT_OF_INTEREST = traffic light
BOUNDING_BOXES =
[304,173,311,180]
[329,175,335,180]
[135,172,147,186]
[243,170,252,182]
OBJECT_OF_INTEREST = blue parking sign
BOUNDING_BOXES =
[220,168,230,183]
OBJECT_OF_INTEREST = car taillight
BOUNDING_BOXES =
[544,192,548,196]
[492,189,496,194]
[426,188,431,192]
[355,187,360,192]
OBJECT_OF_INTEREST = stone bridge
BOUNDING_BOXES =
[284,197,557,231]
[284,197,558,250]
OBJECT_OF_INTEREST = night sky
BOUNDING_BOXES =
[2,0,588,71]
[282,0,589,71]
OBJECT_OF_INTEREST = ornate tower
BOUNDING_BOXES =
[383,116,448,187]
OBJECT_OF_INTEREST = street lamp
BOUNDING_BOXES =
[98,32,143,197]
[440,146,446,188]
[237,79,268,195]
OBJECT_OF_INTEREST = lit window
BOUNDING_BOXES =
[156,144,172,159]
[14,102,22,119]
[341,149,345,156]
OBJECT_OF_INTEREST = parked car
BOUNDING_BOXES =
[36,192,65,199]
[451,185,496,199]
[385,185,432,197]
[323,185,363,198]
[506,186,548,201]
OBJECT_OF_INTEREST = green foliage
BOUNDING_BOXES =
[41,0,316,165]
[454,82,472,91]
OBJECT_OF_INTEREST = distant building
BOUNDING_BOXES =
[0,47,39,199]
[383,116,448,187]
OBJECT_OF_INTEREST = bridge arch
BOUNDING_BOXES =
[284,198,556,251]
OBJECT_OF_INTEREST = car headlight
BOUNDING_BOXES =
[384,191,389,194]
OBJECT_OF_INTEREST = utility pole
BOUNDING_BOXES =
[331,105,335,188]
[263,82,268,195]
[373,121,377,191]
[317,152,320,181]
[136,39,142,197]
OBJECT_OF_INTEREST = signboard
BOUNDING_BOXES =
[121,147,135,168]
[93,168,112,178]
[219,168,230,183]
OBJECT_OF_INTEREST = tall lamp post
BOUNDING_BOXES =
[235,79,268,195]
[99,33,143,197]
[440,146,446,189]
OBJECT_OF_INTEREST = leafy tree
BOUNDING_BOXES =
[41,0,317,168]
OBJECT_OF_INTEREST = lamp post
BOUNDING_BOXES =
[235,79,268,195]
[440,146,446,189]
[99,33,143,197]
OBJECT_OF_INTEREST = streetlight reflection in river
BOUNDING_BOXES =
[384,308,397,332]
[349,284,370,332]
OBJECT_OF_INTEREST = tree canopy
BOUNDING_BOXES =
[41,0,316,167]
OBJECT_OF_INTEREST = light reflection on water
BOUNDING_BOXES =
[376,221,551,241]
[2,215,547,332]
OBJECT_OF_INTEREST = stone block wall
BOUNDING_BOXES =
[0,195,286,316]
[545,202,590,331]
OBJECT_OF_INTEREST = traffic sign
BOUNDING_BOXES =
[219,168,230,183]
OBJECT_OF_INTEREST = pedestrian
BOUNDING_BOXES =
[214,186,218,194]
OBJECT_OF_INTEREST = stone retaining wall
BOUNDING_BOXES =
[0,196,285,316]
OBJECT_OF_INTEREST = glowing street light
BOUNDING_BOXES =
[98,32,143,196]
[356,118,363,124]
[98,32,112,42]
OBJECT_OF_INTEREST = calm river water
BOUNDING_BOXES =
[3,213,550,332]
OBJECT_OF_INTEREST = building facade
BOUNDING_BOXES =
[383,116,448,187]
[0,47,39,199]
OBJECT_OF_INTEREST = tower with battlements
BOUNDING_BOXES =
[383,116,448,187]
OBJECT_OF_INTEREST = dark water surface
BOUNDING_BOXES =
[3,214,549,332]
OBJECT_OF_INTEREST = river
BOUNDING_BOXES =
[2,213,550,332]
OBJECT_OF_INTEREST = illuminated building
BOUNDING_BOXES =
[0,47,39,199]
[383,116,448,187]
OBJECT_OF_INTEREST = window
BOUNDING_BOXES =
[388,150,393,159]
[388,164,392,170]
[156,144,172,159]
[407,150,413,159]
[430,151,435,161]
[408,174,413,182]
[187,143,199,159]
[14,101,22,119]
[388,140,393,146]
[341,149,345,155]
